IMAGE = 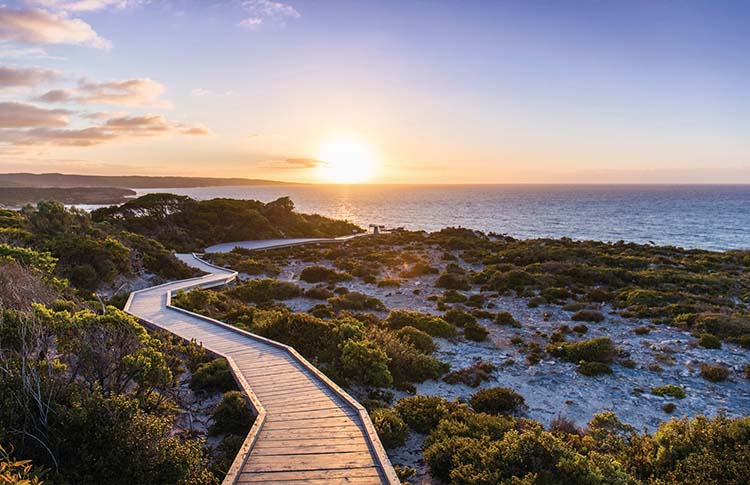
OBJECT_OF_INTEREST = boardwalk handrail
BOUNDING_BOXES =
[124,247,399,484]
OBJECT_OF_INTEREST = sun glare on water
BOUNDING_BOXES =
[315,136,378,183]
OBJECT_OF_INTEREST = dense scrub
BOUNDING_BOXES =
[92,194,360,252]
[1,202,196,295]
[386,395,750,485]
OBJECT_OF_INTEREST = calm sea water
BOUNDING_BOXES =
[132,185,750,251]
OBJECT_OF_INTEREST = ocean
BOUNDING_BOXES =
[131,184,750,251]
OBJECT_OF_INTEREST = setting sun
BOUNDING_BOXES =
[315,136,378,183]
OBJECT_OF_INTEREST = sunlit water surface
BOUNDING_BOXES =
[128,184,750,251]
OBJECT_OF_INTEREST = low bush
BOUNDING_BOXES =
[400,262,439,278]
[651,384,686,399]
[385,310,456,338]
[395,326,437,354]
[463,321,489,342]
[304,286,333,300]
[443,308,476,327]
[494,311,520,327]
[571,309,605,322]
[443,361,496,387]
[328,291,386,311]
[370,408,408,449]
[700,363,730,382]
[577,361,613,376]
[377,278,401,288]
[527,296,545,308]
[340,339,393,387]
[435,272,471,291]
[549,336,615,363]
[662,402,677,413]
[698,332,722,349]
[634,326,651,335]
[395,396,455,434]
[190,358,236,393]
[228,279,301,303]
[210,391,254,435]
[369,328,448,384]
[299,265,351,283]
[469,387,526,416]
[440,289,468,303]
[572,324,589,334]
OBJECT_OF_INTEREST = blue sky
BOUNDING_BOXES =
[0,0,748,183]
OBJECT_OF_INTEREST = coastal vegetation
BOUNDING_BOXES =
[2,197,750,483]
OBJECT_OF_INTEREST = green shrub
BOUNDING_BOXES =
[328,291,386,311]
[228,279,301,303]
[395,396,455,434]
[651,384,686,399]
[700,363,730,382]
[662,402,677,413]
[210,391,254,435]
[190,358,235,393]
[440,289,468,303]
[252,311,338,361]
[299,265,351,283]
[698,332,722,349]
[377,278,402,288]
[463,321,489,342]
[369,328,448,384]
[469,387,525,415]
[494,311,520,327]
[549,336,615,363]
[527,296,545,308]
[577,361,613,376]
[435,272,471,290]
[443,361,496,387]
[304,286,333,300]
[400,262,438,278]
[443,308,476,327]
[395,326,437,354]
[634,326,651,335]
[571,309,605,322]
[385,310,456,337]
[371,408,408,449]
[340,339,393,387]
[572,324,589,334]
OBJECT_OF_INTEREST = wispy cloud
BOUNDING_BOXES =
[191,87,210,96]
[26,0,149,13]
[281,158,322,169]
[0,101,70,128]
[0,111,210,146]
[38,77,168,106]
[0,46,64,60]
[0,66,59,88]
[0,6,111,49]
[239,0,300,29]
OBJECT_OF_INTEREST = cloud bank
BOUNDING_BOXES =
[0,6,111,49]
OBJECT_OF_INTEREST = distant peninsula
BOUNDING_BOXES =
[0,172,294,207]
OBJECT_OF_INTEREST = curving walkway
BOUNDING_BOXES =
[203,234,364,254]
[124,243,398,484]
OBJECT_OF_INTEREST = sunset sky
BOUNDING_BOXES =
[0,0,748,183]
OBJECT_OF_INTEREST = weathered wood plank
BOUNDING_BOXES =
[241,476,383,484]
[244,452,377,473]
[237,466,382,483]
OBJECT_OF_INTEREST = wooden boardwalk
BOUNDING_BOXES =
[124,249,398,485]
